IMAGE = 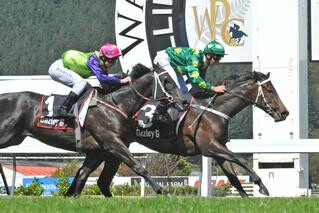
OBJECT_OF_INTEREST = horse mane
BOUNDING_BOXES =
[219,71,268,86]
[130,63,152,80]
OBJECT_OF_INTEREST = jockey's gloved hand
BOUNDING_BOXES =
[120,76,132,84]
[210,85,227,93]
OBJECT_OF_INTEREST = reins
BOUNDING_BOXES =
[91,98,129,118]
[129,70,174,102]
[225,78,272,112]
[187,77,273,128]
[92,70,177,118]
[225,90,255,105]
[129,81,150,101]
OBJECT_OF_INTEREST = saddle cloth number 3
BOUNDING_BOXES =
[138,104,157,128]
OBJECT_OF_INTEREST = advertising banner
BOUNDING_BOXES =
[115,0,253,72]
[23,177,74,196]
[131,177,188,187]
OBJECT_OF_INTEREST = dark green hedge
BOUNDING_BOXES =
[0,0,116,75]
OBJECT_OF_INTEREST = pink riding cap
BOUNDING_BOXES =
[99,43,122,59]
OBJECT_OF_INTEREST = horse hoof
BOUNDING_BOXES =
[65,193,78,197]
[65,192,72,197]
[164,191,172,197]
[156,188,165,195]
[259,187,270,196]
[239,192,249,198]
[103,191,113,198]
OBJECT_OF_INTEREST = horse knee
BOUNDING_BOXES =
[77,167,91,180]
[130,164,145,176]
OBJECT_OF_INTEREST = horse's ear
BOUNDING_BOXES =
[266,72,270,79]
[130,63,151,80]
[253,70,262,81]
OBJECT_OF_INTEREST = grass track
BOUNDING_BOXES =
[0,196,318,213]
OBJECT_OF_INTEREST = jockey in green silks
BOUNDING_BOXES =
[154,40,227,95]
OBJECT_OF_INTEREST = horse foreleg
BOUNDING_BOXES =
[107,142,165,195]
[66,153,103,197]
[97,156,121,197]
[205,142,269,196]
[214,157,248,198]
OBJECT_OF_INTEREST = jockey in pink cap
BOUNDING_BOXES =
[99,43,122,59]
[48,43,131,117]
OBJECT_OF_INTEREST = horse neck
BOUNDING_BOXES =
[213,82,257,118]
[109,73,154,116]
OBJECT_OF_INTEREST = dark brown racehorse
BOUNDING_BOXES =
[0,64,187,195]
[69,70,289,197]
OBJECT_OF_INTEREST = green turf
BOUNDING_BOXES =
[0,196,317,213]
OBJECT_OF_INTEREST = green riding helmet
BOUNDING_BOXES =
[203,40,227,56]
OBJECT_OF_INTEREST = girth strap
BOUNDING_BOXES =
[190,104,231,120]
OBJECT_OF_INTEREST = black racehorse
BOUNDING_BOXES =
[0,64,187,195]
[67,70,289,197]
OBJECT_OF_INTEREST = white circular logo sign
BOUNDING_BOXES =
[115,0,252,73]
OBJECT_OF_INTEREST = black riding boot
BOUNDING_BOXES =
[57,91,79,118]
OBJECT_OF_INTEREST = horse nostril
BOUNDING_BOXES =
[282,111,289,118]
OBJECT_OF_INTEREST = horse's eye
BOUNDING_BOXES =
[163,77,174,90]
[165,81,174,90]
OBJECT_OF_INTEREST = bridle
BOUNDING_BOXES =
[255,78,273,114]
[153,71,174,101]
[190,77,274,125]
[226,78,273,115]
[129,70,175,103]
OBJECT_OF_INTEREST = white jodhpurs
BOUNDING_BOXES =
[48,59,88,95]
[153,50,191,94]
